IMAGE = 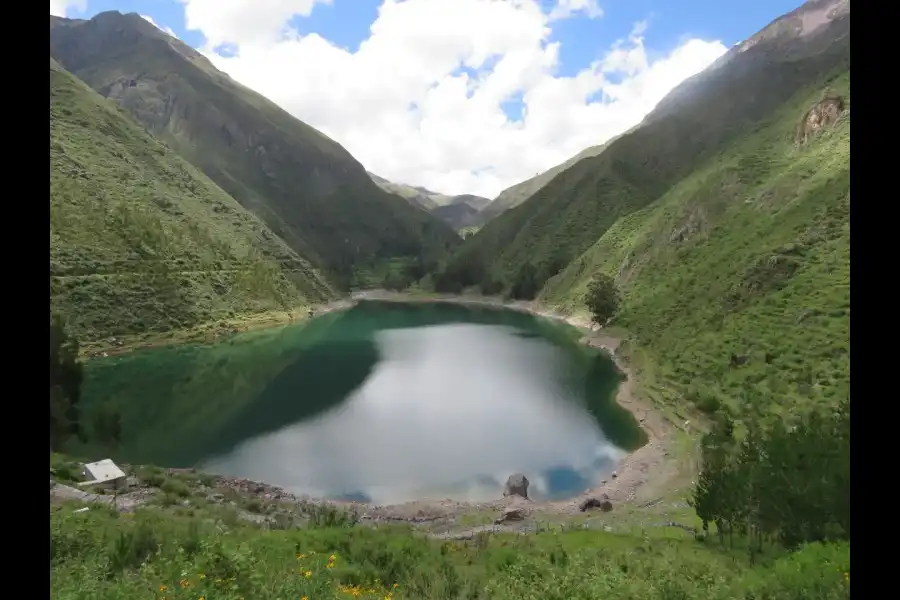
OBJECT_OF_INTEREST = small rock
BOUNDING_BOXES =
[600,479,607,485]
[611,471,618,479]
[494,507,527,524]
[503,473,530,499]
[579,495,613,513]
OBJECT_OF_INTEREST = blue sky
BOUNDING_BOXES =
[61,0,802,65]
[52,0,806,196]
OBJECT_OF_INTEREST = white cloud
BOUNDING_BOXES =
[140,14,178,39]
[179,0,333,47]
[49,0,85,17]
[180,0,727,197]
[548,0,603,22]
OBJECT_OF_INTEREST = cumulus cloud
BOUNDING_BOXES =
[140,14,178,39]
[179,0,334,47]
[49,0,85,17]
[548,0,603,22]
[179,0,727,197]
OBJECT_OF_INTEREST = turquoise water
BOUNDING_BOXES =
[79,301,645,503]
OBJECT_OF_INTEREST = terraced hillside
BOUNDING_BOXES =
[50,12,461,286]
[50,58,335,341]
[433,0,850,416]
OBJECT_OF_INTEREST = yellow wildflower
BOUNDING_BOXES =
[159,585,167,592]
[330,554,337,561]
[304,570,313,578]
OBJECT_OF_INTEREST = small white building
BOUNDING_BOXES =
[79,459,126,489]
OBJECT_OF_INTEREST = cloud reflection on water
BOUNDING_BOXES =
[201,323,624,504]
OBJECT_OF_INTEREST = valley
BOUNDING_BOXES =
[49,1,851,599]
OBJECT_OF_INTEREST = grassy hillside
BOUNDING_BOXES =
[476,135,625,225]
[430,203,479,230]
[50,464,850,600]
[541,72,850,418]
[434,6,849,301]
[368,172,443,210]
[50,59,336,341]
[50,12,461,286]
[369,172,491,229]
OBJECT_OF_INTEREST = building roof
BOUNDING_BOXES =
[83,459,126,484]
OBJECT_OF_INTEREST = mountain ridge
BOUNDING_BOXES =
[50,58,336,341]
[434,0,849,296]
[431,0,850,417]
[367,171,491,229]
[50,11,461,286]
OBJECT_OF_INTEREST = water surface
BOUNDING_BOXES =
[80,301,645,504]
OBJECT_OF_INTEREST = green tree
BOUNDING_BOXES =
[510,263,539,300]
[92,404,123,454]
[691,398,850,552]
[50,313,84,451]
[584,273,621,325]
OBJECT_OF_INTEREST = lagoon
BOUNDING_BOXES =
[80,301,644,504]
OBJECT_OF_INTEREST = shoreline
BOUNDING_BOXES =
[340,290,678,517]
[79,289,685,521]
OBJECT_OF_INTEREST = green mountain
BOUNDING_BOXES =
[367,172,444,210]
[50,58,336,341]
[49,12,461,286]
[435,0,850,414]
[368,172,491,229]
[475,134,627,226]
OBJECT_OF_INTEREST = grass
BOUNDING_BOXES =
[50,58,337,342]
[50,497,850,600]
[51,12,461,288]
[541,71,850,417]
[436,23,849,303]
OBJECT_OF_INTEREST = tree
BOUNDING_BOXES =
[690,398,850,552]
[50,313,84,451]
[92,404,123,453]
[584,273,621,325]
[510,263,539,300]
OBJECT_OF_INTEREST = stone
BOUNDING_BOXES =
[579,494,613,513]
[494,507,527,524]
[503,473,529,499]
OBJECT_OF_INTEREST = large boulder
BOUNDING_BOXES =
[503,473,529,499]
